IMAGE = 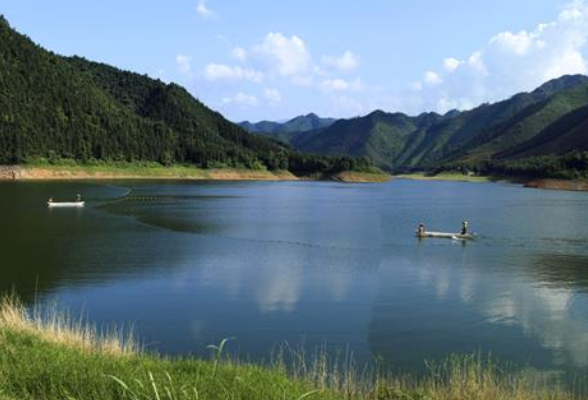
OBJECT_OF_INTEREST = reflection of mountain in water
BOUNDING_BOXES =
[0,182,131,300]
[0,182,235,303]
[526,252,588,293]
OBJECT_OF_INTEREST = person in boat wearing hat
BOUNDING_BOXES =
[75,194,82,202]
[461,220,469,235]
[417,223,425,237]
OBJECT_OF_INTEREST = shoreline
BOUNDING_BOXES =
[0,165,390,183]
[0,165,298,182]
[396,172,588,192]
[5,166,587,190]
[524,179,588,192]
[0,297,577,400]
[394,172,501,183]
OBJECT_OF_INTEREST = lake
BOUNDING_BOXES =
[1,179,588,381]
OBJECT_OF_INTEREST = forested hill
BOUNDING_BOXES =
[239,113,335,136]
[0,16,371,175]
[238,114,336,149]
[254,76,588,179]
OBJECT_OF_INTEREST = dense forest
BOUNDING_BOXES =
[249,77,588,179]
[0,16,372,176]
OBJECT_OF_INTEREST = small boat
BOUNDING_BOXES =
[416,231,476,240]
[47,201,85,208]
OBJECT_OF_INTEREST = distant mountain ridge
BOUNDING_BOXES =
[239,113,336,136]
[249,75,588,178]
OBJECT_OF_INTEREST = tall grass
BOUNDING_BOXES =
[0,295,138,356]
[0,297,582,400]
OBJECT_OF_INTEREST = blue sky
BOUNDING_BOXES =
[2,0,588,121]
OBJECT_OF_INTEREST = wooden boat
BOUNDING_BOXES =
[416,231,475,240]
[47,201,85,208]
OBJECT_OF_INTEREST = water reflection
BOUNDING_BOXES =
[370,244,588,372]
[2,179,588,382]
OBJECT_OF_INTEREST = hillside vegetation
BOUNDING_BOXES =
[254,76,588,179]
[0,16,372,177]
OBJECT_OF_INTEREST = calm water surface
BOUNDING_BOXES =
[1,179,588,380]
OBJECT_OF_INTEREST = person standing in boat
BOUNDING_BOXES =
[76,194,82,203]
[461,220,469,235]
[417,223,425,237]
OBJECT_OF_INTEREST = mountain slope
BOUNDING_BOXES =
[495,104,588,159]
[449,77,588,164]
[67,56,292,168]
[0,16,170,164]
[0,15,287,168]
[295,111,437,168]
[0,16,372,175]
[263,75,588,175]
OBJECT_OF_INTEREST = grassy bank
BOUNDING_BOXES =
[0,297,580,400]
[0,161,390,183]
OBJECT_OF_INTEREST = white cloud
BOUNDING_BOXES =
[194,31,369,118]
[410,0,588,114]
[264,88,282,103]
[196,0,214,18]
[320,78,363,92]
[203,63,263,83]
[560,2,584,21]
[443,57,462,72]
[490,30,536,55]
[466,51,488,75]
[253,32,312,78]
[221,92,259,107]
[423,71,442,86]
[322,51,360,72]
[176,55,193,78]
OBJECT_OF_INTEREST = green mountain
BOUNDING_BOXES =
[260,75,588,177]
[0,16,370,175]
[238,113,336,146]
[495,104,588,159]
[240,113,336,134]
[296,111,443,168]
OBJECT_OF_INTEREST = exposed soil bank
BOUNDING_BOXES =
[525,179,588,192]
[0,165,389,183]
[333,171,391,183]
[394,172,495,183]
[0,165,298,181]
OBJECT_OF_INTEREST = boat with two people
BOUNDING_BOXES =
[416,220,476,240]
